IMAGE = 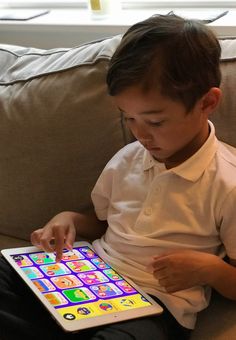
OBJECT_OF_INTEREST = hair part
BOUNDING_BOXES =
[107,14,221,111]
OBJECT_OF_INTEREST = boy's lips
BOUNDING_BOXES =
[145,145,161,151]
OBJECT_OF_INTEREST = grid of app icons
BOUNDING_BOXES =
[11,246,151,321]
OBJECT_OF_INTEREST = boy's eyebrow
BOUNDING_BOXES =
[118,107,164,115]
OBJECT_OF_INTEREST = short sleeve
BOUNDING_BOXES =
[91,141,143,221]
[91,166,113,221]
[219,187,236,260]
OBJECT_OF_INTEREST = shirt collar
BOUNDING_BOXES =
[142,121,219,182]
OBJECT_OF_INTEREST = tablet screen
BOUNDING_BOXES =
[2,242,162,332]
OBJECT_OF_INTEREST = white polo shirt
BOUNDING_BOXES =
[91,121,236,329]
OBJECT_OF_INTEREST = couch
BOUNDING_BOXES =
[0,33,236,339]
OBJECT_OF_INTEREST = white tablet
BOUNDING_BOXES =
[1,241,163,332]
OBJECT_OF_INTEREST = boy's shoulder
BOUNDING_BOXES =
[102,141,146,174]
[218,141,236,168]
[215,141,236,187]
[108,141,144,165]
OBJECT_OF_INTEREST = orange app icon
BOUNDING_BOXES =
[61,249,84,261]
[44,292,68,306]
[51,275,83,289]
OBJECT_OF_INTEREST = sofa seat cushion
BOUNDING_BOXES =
[0,234,30,250]
[191,291,236,339]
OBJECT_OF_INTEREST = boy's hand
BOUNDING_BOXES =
[31,212,76,262]
[147,250,221,293]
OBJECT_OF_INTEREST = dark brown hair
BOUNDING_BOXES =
[107,14,221,111]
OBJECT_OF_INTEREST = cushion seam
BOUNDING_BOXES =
[0,55,111,85]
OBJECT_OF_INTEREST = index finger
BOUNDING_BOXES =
[53,228,67,262]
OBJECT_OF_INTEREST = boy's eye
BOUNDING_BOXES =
[148,120,164,126]
[123,117,134,123]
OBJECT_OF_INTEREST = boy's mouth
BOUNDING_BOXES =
[145,146,161,152]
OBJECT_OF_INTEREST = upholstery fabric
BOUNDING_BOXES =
[211,38,236,147]
[0,36,125,241]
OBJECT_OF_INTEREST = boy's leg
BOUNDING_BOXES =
[0,257,191,340]
[88,316,168,340]
[86,303,191,340]
[0,256,67,340]
[68,297,191,340]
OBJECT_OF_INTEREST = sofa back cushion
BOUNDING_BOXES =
[211,39,236,146]
[0,36,235,242]
[0,36,127,240]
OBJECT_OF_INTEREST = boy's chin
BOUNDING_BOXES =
[151,153,166,163]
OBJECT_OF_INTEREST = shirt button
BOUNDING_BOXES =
[144,207,153,216]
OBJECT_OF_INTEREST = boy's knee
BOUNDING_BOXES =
[90,317,167,340]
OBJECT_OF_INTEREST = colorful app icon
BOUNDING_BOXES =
[114,294,151,311]
[63,313,76,320]
[29,252,55,265]
[33,278,56,292]
[66,260,96,273]
[44,292,68,306]
[62,287,96,303]
[78,271,109,285]
[120,298,135,307]
[91,257,110,269]
[99,302,113,311]
[22,267,44,279]
[51,275,83,289]
[115,280,136,293]
[12,255,33,267]
[103,269,122,281]
[77,307,91,316]
[40,263,71,276]
[61,249,84,262]
[90,283,123,298]
[79,247,97,259]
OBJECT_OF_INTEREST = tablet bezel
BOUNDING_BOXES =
[1,241,163,332]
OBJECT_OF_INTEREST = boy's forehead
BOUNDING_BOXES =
[115,84,161,98]
[114,85,166,105]
[113,84,189,116]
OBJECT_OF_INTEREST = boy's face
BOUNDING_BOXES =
[114,85,211,169]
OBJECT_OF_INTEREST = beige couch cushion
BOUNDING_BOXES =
[211,38,236,148]
[0,36,125,242]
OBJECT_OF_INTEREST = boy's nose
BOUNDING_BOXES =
[134,126,152,144]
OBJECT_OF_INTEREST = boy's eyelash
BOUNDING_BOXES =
[123,116,164,126]
[148,121,164,126]
[123,117,133,122]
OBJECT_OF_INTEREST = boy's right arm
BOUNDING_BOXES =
[30,210,108,262]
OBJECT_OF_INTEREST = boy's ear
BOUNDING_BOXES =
[200,87,222,114]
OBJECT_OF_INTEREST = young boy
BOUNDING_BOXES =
[1,13,236,340]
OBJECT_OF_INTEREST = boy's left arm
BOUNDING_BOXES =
[209,257,236,299]
[148,250,236,300]
[148,185,236,299]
